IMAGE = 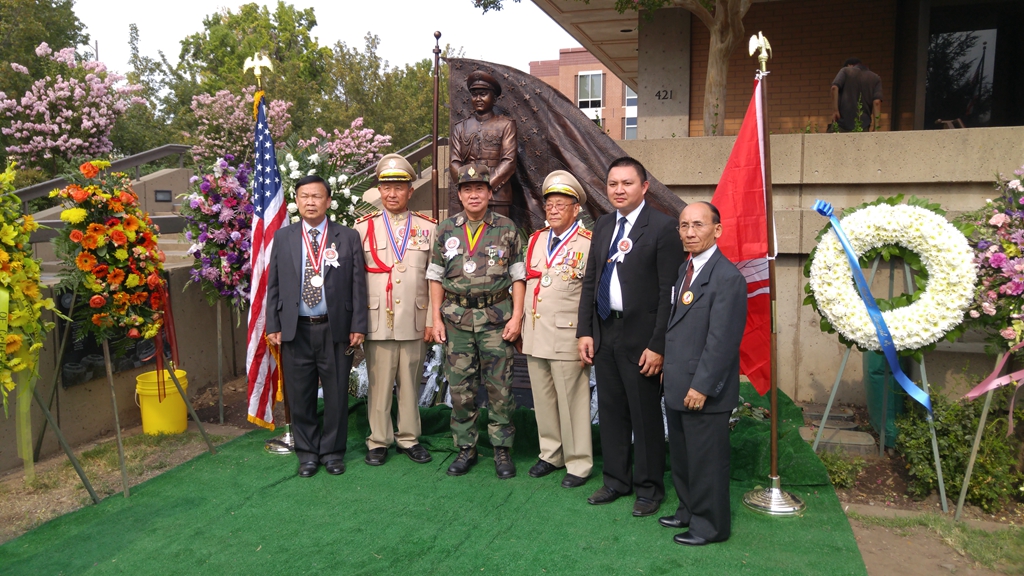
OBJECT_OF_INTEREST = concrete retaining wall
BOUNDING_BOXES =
[621,127,1024,405]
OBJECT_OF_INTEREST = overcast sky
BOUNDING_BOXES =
[73,0,580,76]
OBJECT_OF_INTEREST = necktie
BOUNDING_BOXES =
[549,235,561,253]
[302,228,322,308]
[597,217,628,320]
[681,259,694,295]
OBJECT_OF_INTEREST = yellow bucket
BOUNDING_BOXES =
[135,370,189,435]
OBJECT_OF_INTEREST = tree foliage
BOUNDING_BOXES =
[0,0,90,164]
[925,32,992,128]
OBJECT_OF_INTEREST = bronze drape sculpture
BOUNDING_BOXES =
[447,58,685,232]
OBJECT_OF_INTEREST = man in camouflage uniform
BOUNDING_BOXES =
[427,163,526,479]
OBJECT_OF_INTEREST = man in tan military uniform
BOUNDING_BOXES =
[521,171,594,488]
[354,154,437,466]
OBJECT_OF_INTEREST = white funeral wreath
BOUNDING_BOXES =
[808,203,976,351]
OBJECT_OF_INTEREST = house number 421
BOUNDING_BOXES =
[655,90,673,100]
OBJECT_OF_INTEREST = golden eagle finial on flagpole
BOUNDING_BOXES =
[748,31,772,73]
[243,52,274,90]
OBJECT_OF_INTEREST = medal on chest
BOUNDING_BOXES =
[302,225,328,288]
[461,221,486,275]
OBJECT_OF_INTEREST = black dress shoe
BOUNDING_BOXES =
[528,460,561,478]
[494,447,516,479]
[324,459,346,475]
[674,532,709,546]
[587,485,622,505]
[397,444,432,463]
[561,474,588,488]
[658,515,688,529]
[364,447,387,466]
[298,462,318,478]
[447,446,478,476]
[633,497,661,517]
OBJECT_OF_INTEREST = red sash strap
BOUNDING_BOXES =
[524,232,543,322]
[364,217,394,319]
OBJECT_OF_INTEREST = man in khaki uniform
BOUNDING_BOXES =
[521,170,594,488]
[354,154,437,466]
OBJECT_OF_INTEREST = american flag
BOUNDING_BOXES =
[245,92,288,429]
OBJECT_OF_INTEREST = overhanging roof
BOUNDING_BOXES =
[531,0,639,89]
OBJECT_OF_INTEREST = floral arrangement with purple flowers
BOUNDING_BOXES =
[181,156,254,311]
[959,164,1024,356]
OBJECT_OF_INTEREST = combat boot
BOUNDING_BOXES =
[447,446,478,476]
[494,446,516,479]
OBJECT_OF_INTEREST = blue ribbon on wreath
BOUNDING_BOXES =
[812,200,932,414]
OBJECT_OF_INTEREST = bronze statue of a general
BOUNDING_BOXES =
[449,71,518,217]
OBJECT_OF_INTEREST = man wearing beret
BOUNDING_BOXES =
[427,163,526,479]
[521,170,594,489]
[354,154,437,467]
[450,71,518,218]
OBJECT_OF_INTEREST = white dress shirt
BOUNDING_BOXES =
[609,200,645,312]
[299,218,328,317]
[688,244,718,287]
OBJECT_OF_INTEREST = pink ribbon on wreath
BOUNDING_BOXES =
[964,340,1024,435]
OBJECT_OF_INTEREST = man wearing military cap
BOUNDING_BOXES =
[450,70,518,218]
[521,170,594,488]
[427,162,526,479]
[354,153,437,466]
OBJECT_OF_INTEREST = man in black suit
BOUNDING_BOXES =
[577,157,685,517]
[267,175,368,477]
[659,201,747,546]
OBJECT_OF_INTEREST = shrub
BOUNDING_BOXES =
[818,449,867,489]
[896,388,1024,513]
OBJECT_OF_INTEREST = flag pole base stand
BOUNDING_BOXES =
[743,476,805,516]
[264,427,295,454]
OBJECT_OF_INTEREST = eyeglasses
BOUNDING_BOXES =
[677,221,710,231]
[544,202,577,212]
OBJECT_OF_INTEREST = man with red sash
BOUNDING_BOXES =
[354,154,437,466]
[521,170,594,488]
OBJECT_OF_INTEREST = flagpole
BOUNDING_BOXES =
[431,31,441,221]
[742,33,805,516]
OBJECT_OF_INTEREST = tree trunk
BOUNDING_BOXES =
[703,23,741,136]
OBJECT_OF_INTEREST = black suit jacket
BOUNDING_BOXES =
[577,202,684,362]
[663,248,747,413]
[266,220,368,344]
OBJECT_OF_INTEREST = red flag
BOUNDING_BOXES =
[245,92,289,428]
[711,77,772,395]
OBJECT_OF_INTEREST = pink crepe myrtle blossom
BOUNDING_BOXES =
[0,43,144,166]
[184,86,292,166]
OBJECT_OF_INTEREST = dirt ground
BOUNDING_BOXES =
[1,381,1020,575]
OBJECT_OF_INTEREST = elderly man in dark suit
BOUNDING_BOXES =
[267,175,368,478]
[577,157,685,517]
[660,201,747,546]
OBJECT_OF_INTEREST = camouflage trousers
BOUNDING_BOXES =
[445,321,516,448]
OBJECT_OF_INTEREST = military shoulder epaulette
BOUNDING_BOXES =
[411,211,438,224]
[355,210,381,224]
[578,228,593,239]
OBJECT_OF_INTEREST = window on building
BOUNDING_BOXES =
[625,86,638,107]
[578,72,603,109]
[624,117,637,140]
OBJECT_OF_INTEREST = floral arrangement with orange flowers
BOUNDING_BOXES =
[51,160,167,345]
[0,162,58,416]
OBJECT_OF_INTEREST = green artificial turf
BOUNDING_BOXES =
[0,391,865,575]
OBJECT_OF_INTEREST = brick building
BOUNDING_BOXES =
[531,0,1024,138]
[529,48,638,140]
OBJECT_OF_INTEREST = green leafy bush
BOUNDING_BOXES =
[895,388,1024,512]
[818,449,867,489]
